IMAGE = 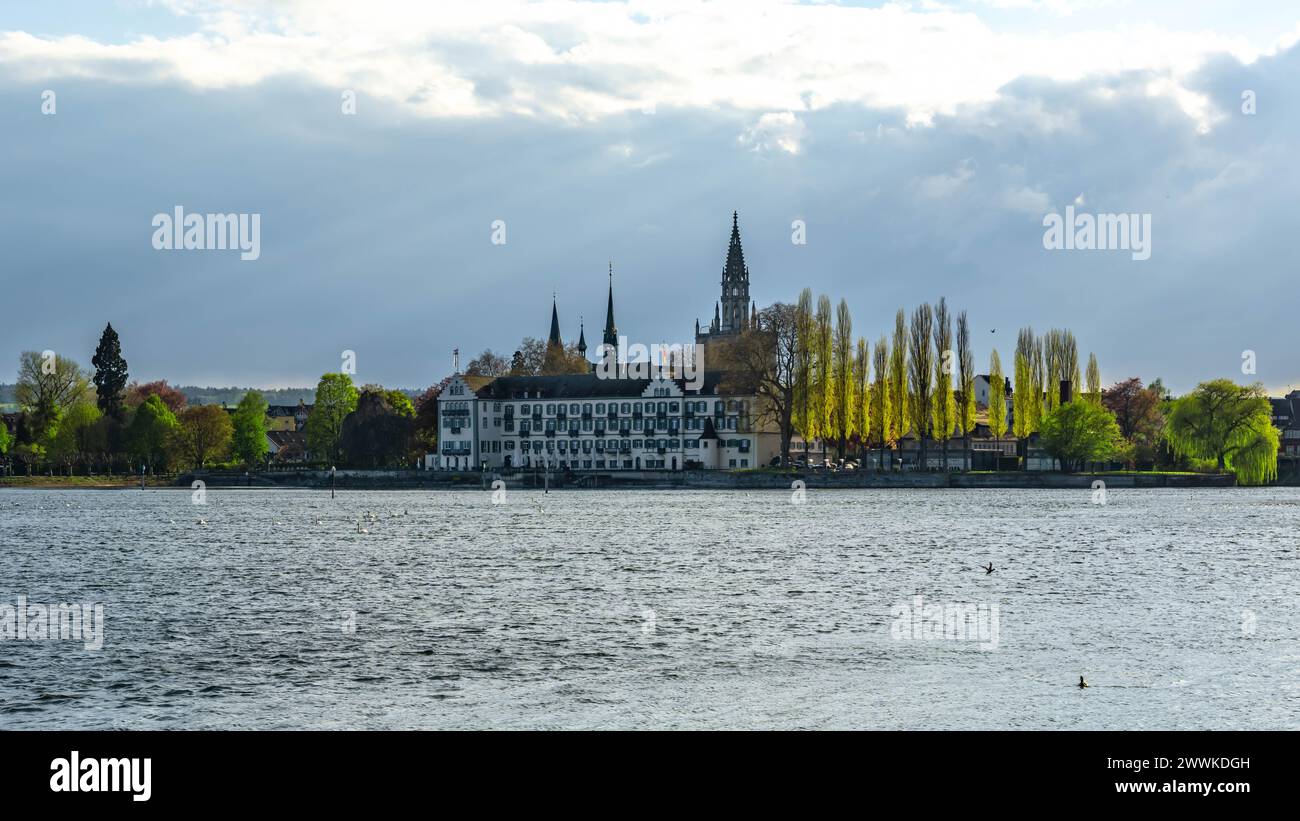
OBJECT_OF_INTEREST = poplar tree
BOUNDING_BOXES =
[1085,353,1101,404]
[932,298,956,469]
[813,295,834,458]
[853,336,870,460]
[988,349,1007,445]
[792,288,815,450]
[888,309,908,469]
[872,336,892,471]
[831,299,855,458]
[956,310,977,468]
[908,303,934,468]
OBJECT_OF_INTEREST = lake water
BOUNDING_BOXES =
[1,487,1297,730]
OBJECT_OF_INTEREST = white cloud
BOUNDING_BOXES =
[0,0,1293,129]
[915,158,977,198]
[739,111,807,155]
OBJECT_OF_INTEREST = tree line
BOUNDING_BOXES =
[716,292,1279,485]
[0,324,443,475]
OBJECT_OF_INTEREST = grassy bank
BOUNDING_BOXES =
[0,475,177,489]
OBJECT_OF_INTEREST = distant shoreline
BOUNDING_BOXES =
[1,470,1268,490]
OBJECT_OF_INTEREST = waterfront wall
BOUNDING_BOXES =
[176,469,1238,490]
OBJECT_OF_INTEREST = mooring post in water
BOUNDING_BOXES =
[140,464,145,490]
[330,465,336,499]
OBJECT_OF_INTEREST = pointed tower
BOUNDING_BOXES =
[548,293,563,348]
[603,262,618,348]
[718,211,751,334]
[712,301,720,333]
[577,316,588,358]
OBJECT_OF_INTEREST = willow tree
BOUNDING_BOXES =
[1164,379,1279,485]
[853,336,870,460]
[830,299,855,458]
[956,310,977,469]
[1085,353,1101,404]
[988,349,1007,446]
[792,288,816,450]
[888,309,909,469]
[908,303,935,468]
[872,335,892,471]
[932,298,956,469]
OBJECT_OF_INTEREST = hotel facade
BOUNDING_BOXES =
[429,212,781,472]
[430,371,779,472]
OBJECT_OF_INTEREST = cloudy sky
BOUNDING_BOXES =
[1,0,1297,394]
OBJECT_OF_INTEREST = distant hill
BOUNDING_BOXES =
[178,386,316,407]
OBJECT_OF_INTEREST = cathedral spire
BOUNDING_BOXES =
[603,262,618,348]
[717,211,751,334]
[548,293,563,348]
[577,315,587,357]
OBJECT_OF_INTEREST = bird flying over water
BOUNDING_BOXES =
[983,562,994,574]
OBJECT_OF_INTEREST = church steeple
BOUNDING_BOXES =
[603,262,618,348]
[719,211,750,334]
[577,316,587,357]
[548,293,563,348]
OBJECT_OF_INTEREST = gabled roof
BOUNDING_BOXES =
[266,430,306,447]
[469,371,731,400]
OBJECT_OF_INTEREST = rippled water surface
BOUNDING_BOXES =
[1,487,1297,729]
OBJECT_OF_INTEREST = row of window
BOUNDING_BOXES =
[504,416,748,432]
[494,400,751,415]
[479,438,751,452]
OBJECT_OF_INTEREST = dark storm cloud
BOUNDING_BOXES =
[0,42,1296,394]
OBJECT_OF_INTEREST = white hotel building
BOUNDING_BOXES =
[431,371,777,472]
[430,212,780,472]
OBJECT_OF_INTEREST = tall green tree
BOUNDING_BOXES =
[48,401,101,475]
[830,299,855,457]
[853,337,870,460]
[16,351,93,436]
[232,390,270,467]
[306,373,360,465]
[887,309,908,469]
[871,335,892,470]
[170,404,233,470]
[907,303,934,468]
[1165,379,1278,485]
[720,303,799,465]
[1039,401,1123,472]
[128,394,178,473]
[792,288,815,448]
[931,298,955,469]
[988,349,1007,445]
[340,390,416,468]
[91,323,129,421]
[956,310,976,467]
[812,294,834,456]
[1085,353,1101,403]
[1012,328,1038,460]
